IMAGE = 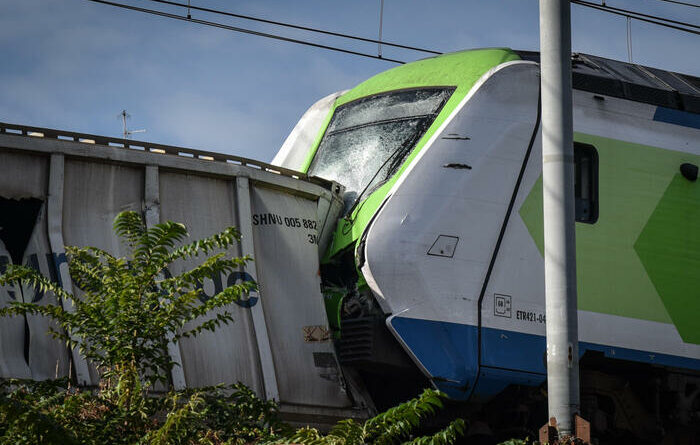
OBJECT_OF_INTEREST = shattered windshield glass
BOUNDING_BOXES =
[308,88,454,213]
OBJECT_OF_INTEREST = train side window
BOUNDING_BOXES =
[574,143,598,224]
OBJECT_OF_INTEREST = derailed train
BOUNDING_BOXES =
[273,48,700,439]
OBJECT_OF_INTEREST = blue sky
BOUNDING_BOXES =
[1,0,698,162]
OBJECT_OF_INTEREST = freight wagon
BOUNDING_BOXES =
[0,122,369,424]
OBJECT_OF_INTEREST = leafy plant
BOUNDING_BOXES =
[0,378,284,445]
[279,389,466,445]
[0,211,255,408]
[145,383,284,445]
[0,378,78,445]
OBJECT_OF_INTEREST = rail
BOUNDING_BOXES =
[0,121,330,187]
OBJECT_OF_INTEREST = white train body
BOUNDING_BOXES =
[274,49,700,422]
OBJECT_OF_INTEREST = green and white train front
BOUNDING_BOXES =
[272,48,700,402]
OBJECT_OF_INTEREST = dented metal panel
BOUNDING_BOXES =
[62,160,144,384]
[0,151,47,199]
[235,177,279,400]
[250,186,351,407]
[143,165,186,390]
[62,160,144,255]
[0,152,71,380]
[47,154,92,385]
[0,124,358,420]
[159,171,263,394]
[21,202,71,380]
[0,243,31,378]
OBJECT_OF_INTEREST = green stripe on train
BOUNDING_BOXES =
[520,133,700,344]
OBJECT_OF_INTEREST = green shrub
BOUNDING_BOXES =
[0,211,254,405]
[0,211,274,443]
[0,378,283,445]
[145,383,283,445]
[278,389,466,445]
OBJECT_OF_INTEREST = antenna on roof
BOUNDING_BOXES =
[118,109,146,139]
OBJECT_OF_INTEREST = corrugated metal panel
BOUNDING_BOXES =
[0,126,360,420]
[22,202,72,380]
[0,244,31,377]
[251,186,351,407]
[159,171,263,394]
[0,245,31,377]
[0,152,65,379]
[0,151,47,199]
[47,154,91,385]
[62,160,144,383]
[63,160,144,255]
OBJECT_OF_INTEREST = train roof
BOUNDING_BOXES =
[515,50,700,114]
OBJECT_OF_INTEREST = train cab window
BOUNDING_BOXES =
[308,88,454,213]
[574,143,598,224]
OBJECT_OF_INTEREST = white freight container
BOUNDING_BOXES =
[0,122,367,422]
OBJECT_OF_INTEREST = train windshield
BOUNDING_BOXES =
[308,88,453,212]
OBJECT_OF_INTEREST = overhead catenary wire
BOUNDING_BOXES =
[145,0,441,55]
[152,0,699,53]
[86,0,407,63]
[141,0,700,41]
[87,0,698,65]
[571,0,700,35]
[574,0,699,29]
[654,0,700,9]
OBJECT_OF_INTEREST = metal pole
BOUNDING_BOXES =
[377,0,384,58]
[539,0,580,436]
[122,110,128,139]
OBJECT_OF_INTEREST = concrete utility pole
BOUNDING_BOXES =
[539,0,580,437]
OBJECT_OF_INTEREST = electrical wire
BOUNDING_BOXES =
[574,0,699,29]
[571,0,700,35]
[88,0,698,65]
[654,0,700,9]
[86,0,407,63]
[145,0,442,55]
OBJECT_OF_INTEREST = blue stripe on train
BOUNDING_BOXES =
[389,316,700,400]
[653,107,700,130]
[390,317,479,399]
